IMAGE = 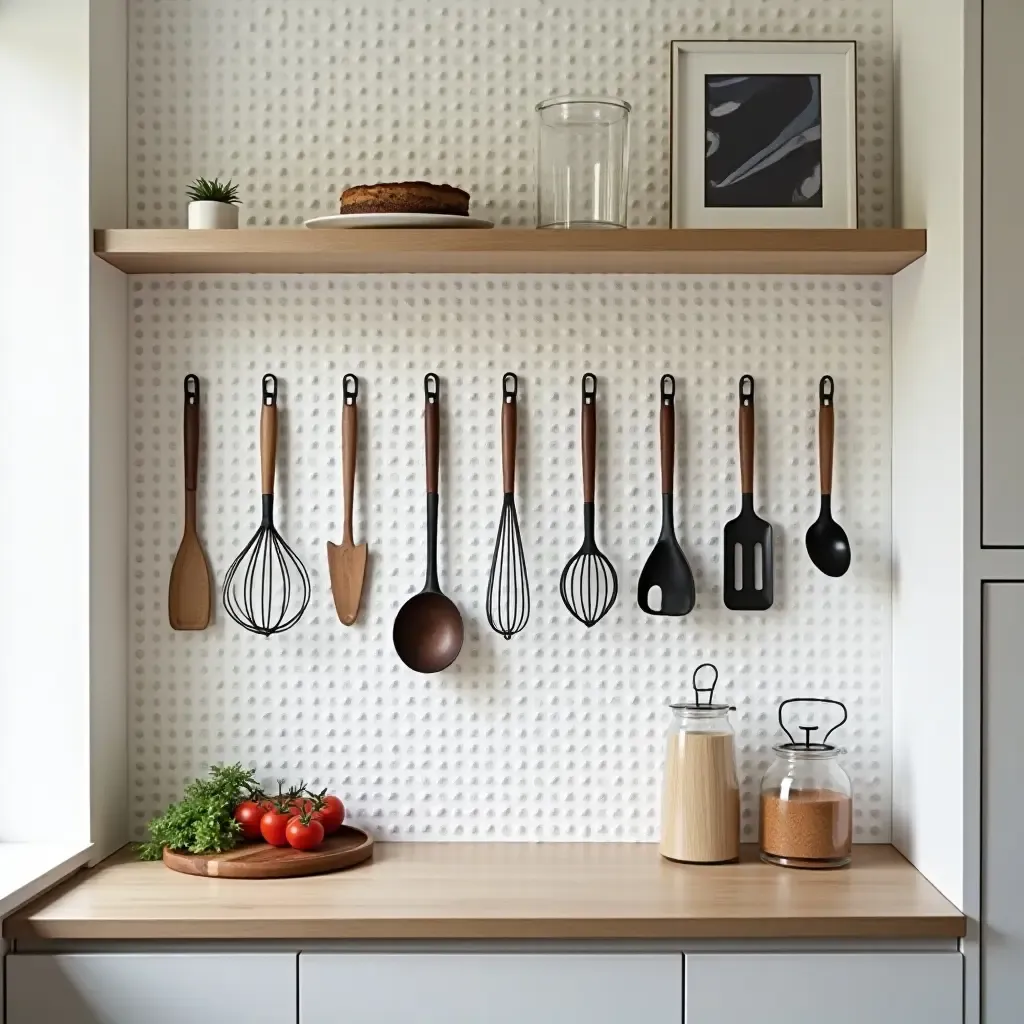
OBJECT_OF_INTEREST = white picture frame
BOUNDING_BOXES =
[670,40,858,228]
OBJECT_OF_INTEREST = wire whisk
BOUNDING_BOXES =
[486,373,530,639]
[559,373,618,627]
[223,374,311,636]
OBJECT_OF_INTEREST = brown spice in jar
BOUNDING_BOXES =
[760,788,852,866]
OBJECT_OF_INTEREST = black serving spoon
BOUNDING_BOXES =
[638,374,696,615]
[806,376,851,578]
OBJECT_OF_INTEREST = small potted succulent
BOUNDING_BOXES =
[186,177,241,229]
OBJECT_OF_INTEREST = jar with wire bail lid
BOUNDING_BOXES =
[660,663,740,864]
[759,698,853,869]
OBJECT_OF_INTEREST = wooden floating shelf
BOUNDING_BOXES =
[94,227,927,276]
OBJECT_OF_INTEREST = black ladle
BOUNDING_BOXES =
[805,376,851,578]
[638,374,696,615]
[393,374,465,673]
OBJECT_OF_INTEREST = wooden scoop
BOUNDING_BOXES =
[327,374,368,625]
[168,374,213,630]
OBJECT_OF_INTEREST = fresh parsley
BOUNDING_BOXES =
[138,762,258,860]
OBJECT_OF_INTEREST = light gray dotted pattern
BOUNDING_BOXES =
[129,275,892,843]
[128,0,892,228]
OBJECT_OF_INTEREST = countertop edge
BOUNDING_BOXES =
[5,916,967,943]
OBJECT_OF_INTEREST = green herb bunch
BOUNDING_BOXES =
[138,762,259,860]
[186,176,241,205]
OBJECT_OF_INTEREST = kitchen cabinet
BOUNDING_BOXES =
[299,952,682,1024]
[6,952,297,1024]
[684,953,962,1024]
[981,0,1024,546]
[983,582,1024,1023]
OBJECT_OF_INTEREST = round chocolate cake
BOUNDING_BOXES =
[339,181,470,217]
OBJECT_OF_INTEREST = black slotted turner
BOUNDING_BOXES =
[723,375,774,610]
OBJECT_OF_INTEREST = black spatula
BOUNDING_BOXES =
[723,375,774,610]
[638,374,695,616]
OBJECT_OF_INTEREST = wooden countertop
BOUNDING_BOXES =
[4,844,964,942]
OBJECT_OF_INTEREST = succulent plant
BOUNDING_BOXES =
[186,176,241,205]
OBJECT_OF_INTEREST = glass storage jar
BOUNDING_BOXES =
[660,664,740,864]
[759,698,853,869]
[536,96,631,229]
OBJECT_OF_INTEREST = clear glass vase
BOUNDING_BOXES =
[536,96,631,229]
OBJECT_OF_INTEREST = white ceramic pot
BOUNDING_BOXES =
[187,201,239,229]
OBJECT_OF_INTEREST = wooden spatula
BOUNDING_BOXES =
[168,374,213,630]
[327,374,368,625]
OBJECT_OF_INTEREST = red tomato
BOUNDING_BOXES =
[316,795,345,835]
[234,800,264,841]
[260,809,292,847]
[286,816,324,851]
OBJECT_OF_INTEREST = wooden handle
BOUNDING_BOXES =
[582,373,596,503]
[342,374,358,544]
[659,374,674,495]
[260,374,278,496]
[819,375,835,496]
[738,375,754,496]
[183,374,200,494]
[501,373,517,494]
[424,373,439,495]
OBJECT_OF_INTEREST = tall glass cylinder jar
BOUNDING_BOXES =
[660,665,740,864]
[536,96,631,229]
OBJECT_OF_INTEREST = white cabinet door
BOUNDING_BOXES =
[685,953,961,1024]
[982,0,1024,544]
[300,953,681,1024]
[7,953,297,1024]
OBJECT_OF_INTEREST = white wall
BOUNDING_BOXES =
[0,0,127,854]
[891,0,968,908]
[89,0,129,863]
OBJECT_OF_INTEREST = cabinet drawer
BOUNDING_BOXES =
[684,953,961,1024]
[299,953,681,1024]
[7,953,297,1024]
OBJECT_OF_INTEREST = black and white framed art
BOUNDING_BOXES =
[670,40,858,228]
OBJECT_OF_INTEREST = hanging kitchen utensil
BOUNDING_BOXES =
[485,372,530,639]
[723,374,774,610]
[560,372,618,627]
[393,373,464,673]
[805,375,851,578]
[638,374,696,616]
[168,374,213,630]
[222,374,311,636]
[327,374,369,625]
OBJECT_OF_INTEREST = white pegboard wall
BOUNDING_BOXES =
[128,0,893,228]
[129,275,892,843]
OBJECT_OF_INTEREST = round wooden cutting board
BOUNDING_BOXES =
[162,825,374,879]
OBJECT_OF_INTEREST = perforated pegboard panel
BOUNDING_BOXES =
[128,0,893,229]
[128,275,892,843]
